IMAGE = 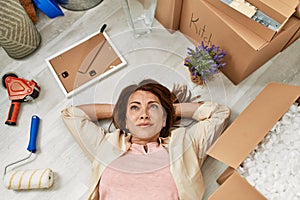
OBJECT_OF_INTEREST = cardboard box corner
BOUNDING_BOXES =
[155,0,182,31]
[208,171,267,200]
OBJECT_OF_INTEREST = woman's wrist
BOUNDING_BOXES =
[173,103,180,117]
[173,102,201,118]
[77,104,114,121]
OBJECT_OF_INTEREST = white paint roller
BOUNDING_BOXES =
[3,115,54,190]
[4,168,54,190]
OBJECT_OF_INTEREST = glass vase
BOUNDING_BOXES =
[122,0,157,37]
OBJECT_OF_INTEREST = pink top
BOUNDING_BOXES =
[99,142,179,200]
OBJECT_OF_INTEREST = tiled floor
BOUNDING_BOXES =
[0,0,299,199]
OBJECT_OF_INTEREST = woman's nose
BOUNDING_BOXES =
[140,114,149,120]
[140,110,149,120]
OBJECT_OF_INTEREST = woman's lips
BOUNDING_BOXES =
[137,123,151,127]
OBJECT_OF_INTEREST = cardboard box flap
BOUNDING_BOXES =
[207,82,300,169]
[205,0,298,41]
[206,0,268,50]
[278,0,299,8]
[260,0,298,16]
[208,171,266,200]
[295,3,300,18]
[249,0,299,22]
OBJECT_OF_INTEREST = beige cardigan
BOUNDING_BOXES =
[61,102,230,200]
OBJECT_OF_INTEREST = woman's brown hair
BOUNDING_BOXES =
[112,79,200,137]
[112,79,176,137]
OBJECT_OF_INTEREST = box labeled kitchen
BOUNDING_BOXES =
[179,0,300,84]
[207,82,300,199]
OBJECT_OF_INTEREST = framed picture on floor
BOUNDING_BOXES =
[46,26,127,98]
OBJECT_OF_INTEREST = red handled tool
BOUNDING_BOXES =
[2,73,40,125]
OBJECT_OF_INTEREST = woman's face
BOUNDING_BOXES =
[126,90,166,143]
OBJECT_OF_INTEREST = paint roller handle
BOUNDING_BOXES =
[27,115,40,153]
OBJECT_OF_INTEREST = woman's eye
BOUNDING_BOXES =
[150,104,159,109]
[130,105,139,111]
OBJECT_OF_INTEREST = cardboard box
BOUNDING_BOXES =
[207,82,300,199]
[295,2,300,19]
[282,26,300,50]
[203,0,299,41]
[179,0,300,84]
[155,0,182,31]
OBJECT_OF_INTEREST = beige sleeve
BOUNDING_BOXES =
[61,106,106,161]
[188,102,231,159]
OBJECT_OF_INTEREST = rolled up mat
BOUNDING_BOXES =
[4,168,54,190]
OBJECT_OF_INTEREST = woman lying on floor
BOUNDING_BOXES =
[61,79,231,200]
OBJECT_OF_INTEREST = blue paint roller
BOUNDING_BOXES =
[3,115,54,190]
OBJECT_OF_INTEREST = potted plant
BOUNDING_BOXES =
[184,41,227,85]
